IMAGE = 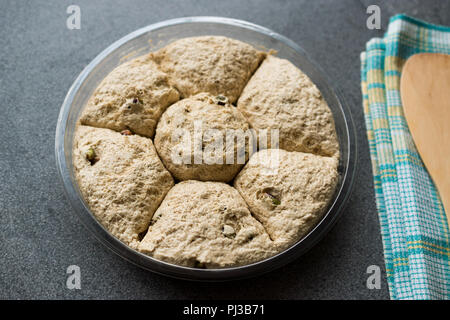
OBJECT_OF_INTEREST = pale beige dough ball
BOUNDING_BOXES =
[73,125,174,249]
[154,93,252,182]
[138,181,276,268]
[237,55,340,158]
[80,54,179,138]
[234,149,339,251]
[152,36,265,103]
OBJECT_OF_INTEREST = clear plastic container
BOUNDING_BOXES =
[55,17,357,281]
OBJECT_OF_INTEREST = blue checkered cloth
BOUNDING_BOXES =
[361,14,450,299]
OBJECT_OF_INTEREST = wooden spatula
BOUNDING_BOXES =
[400,53,450,226]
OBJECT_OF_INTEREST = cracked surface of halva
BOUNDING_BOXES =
[73,125,174,249]
[237,55,340,158]
[139,181,276,268]
[234,149,339,251]
[73,36,340,268]
[79,54,179,138]
[152,36,265,103]
[154,93,251,182]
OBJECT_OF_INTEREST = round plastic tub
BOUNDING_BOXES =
[55,17,357,281]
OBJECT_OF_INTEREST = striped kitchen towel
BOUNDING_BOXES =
[361,14,450,299]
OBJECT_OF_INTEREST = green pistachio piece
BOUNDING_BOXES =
[215,95,228,106]
[265,192,281,206]
[85,147,99,165]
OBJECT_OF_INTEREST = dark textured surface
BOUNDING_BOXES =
[0,0,448,300]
